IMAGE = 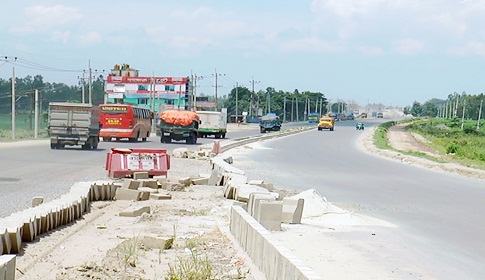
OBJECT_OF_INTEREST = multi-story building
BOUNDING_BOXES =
[104,64,191,112]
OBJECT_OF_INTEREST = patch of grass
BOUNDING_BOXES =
[116,235,141,272]
[373,121,396,149]
[166,250,214,280]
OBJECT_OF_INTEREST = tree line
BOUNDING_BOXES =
[404,92,485,120]
[0,75,106,114]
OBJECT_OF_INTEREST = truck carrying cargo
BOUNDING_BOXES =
[156,110,200,144]
[259,113,282,133]
[48,102,100,150]
[196,109,227,139]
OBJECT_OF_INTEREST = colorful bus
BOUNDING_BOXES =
[307,112,320,123]
[99,104,153,142]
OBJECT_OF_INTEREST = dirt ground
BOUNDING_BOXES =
[12,122,485,280]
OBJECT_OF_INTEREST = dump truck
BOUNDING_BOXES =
[156,110,200,144]
[196,108,227,139]
[48,102,100,149]
[259,113,282,133]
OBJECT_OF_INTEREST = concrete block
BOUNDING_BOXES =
[255,201,282,231]
[281,198,304,224]
[119,205,151,217]
[114,188,141,201]
[21,217,36,242]
[232,200,247,211]
[191,177,209,185]
[31,196,44,207]
[178,177,192,186]
[122,179,140,190]
[247,193,277,216]
[0,254,16,280]
[160,182,184,191]
[234,184,270,202]
[6,227,22,254]
[133,171,149,180]
[150,193,172,200]
[0,228,9,255]
[138,190,150,201]
[138,179,159,189]
[153,176,168,184]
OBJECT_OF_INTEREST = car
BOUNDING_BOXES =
[377,112,383,118]
[317,117,335,131]
[360,113,367,118]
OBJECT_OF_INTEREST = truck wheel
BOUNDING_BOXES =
[215,134,221,139]
[82,143,92,150]
[260,127,265,133]
[92,137,99,149]
[50,143,57,149]
[222,133,226,139]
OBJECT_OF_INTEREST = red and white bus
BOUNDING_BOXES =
[99,104,153,142]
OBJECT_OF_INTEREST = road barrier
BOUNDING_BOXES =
[105,148,170,178]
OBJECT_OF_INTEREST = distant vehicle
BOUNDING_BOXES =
[377,112,384,118]
[48,102,100,150]
[356,123,365,130]
[196,109,227,139]
[157,110,200,144]
[360,112,368,118]
[259,113,281,133]
[317,116,335,131]
[307,112,320,123]
[99,104,153,142]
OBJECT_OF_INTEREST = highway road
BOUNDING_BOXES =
[230,119,485,279]
[0,121,310,218]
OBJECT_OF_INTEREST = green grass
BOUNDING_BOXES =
[376,118,485,170]
[0,113,49,140]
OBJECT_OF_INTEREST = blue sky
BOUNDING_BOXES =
[1,0,485,107]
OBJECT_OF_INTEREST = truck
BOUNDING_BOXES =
[156,110,200,144]
[259,113,282,133]
[196,108,227,139]
[48,102,100,150]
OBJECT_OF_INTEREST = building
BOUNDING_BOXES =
[104,64,191,112]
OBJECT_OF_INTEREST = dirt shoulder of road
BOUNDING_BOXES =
[361,122,485,180]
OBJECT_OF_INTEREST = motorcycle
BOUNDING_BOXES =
[356,123,365,130]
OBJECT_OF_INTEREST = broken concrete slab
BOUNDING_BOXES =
[114,188,141,201]
[31,197,44,207]
[150,193,172,200]
[281,198,305,224]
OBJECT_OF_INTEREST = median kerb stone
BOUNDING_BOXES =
[281,197,304,224]
[150,192,172,200]
[119,204,151,217]
[31,196,44,207]
[133,171,149,180]
[234,184,270,203]
[138,179,159,189]
[254,200,283,231]
[247,193,277,216]
[122,179,140,190]
[0,254,16,280]
[115,188,141,201]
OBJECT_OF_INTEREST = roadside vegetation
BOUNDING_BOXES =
[0,113,48,140]
[375,118,485,170]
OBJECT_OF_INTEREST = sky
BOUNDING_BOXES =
[1,0,485,107]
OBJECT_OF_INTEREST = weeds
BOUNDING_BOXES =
[165,250,214,280]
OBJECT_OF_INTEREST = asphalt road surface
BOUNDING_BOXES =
[230,120,485,280]
[0,121,311,218]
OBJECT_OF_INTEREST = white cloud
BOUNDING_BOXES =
[357,46,384,56]
[282,37,339,52]
[10,5,82,34]
[51,31,70,44]
[392,39,425,55]
[77,32,102,45]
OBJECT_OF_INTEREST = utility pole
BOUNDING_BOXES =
[88,60,93,104]
[461,99,467,130]
[11,66,16,140]
[291,98,294,122]
[283,96,286,122]
[295,97,299,122]
[34,89,39,139]
[78,73,86,103]
[477,100,483,130]
[249,77,260,116]
[212,69,225,111]
[235,82,239,123]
